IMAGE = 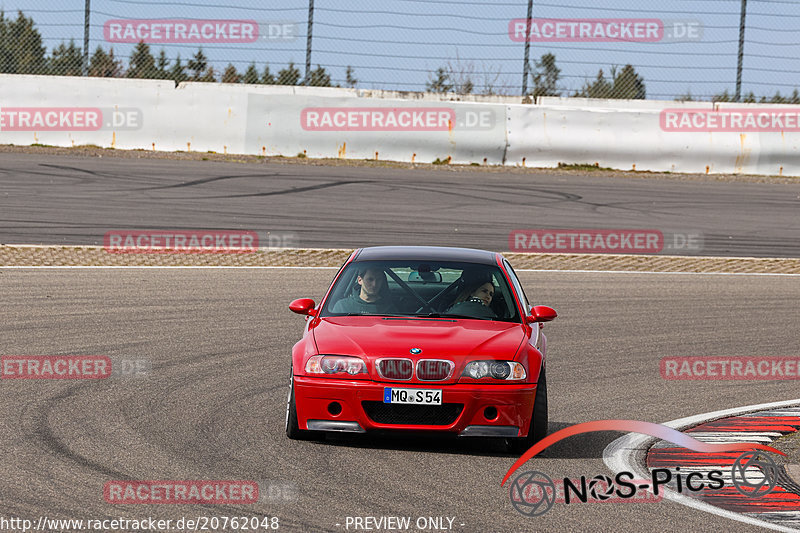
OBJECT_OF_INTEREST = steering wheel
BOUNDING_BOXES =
[413,278,463,314]
[382,268,438,314]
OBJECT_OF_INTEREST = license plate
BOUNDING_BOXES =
[383,388,442,405]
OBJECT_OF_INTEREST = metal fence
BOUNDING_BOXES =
[0,0,798,102]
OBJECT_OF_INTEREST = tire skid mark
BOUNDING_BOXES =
[134,172,282,191]
[197,179,371,200]
[25,385,129,480]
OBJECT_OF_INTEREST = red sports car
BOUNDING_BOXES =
[286,246,556,452]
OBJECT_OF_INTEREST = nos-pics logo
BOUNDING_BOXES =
[510,450,780,517]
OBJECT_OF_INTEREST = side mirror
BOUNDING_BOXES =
[289,298,318,316]
[526,305,557,323]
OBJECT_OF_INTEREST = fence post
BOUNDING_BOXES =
[735,0,747,102]
[521,0,533,96]
[305,0,315,85]
[83,0,91,76]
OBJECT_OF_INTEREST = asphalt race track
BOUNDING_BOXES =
[2,152,800,532]
[1,153,800,257]
[1,268,799,532]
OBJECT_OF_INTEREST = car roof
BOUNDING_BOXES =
[354,246,499,265]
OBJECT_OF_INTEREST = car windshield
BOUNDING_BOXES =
[321,260,521,322]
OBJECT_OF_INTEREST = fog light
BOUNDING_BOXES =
[483,406,498,421]
[328,401,343,416]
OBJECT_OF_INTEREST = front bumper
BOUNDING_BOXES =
[293,376,537,437]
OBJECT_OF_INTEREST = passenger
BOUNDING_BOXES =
[332,265,398,315]
[446,273,497,319]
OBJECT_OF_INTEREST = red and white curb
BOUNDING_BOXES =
[604,399,800,532]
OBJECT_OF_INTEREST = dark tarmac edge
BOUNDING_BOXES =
[2,245,800,273]
[2,144,798,185]
[774,431,800,492]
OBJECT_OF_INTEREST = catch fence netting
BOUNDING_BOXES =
[1,0,798,102]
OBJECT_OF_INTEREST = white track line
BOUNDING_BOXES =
[603,398,800,532]
[0,266,340,269]
[515,269,800,276]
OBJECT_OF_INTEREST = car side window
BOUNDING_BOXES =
[327,269,359,310]
[503,259,529,314]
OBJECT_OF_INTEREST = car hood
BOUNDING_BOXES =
[312,316,525,359]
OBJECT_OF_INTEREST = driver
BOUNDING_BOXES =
[332,265,398,315]
[446,271,497,319]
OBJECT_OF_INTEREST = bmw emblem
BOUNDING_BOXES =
[410,348,422,355]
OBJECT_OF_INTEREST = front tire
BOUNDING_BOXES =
[507,367,548,454]
[285,370,314,440]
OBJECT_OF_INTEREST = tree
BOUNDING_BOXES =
[155,49,169,79]
[243,63,259,84]
[459,78,475,94]
[478,61,511,95]
[126,41,158,78]
[444,59,474,94]
[49,40,82,76]
[197,66,217,82]
[612,64,645,99]
[576,65,645,99]
[187,48,209,81]
[276,62,301,85]
[766,92,785,104]
[89,46,123,77]
[304,65,332,87]
[426,67,453,93]
[576,69,612,99]
[221,63,241,83]
[261,64,276,84]
[531,53,560,97]
[712,89,732,102]
[345,65,357,88]
[436,55,475,95]
[169,54,187,83]
[0,11,47,74]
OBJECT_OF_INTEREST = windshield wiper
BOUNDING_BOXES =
[332,313,407,317]
[416,313,491,320]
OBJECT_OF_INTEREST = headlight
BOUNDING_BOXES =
[463,360,526,381]
[305,355,368,376]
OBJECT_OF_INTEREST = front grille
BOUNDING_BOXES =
[362,401,463,426]
[416,359,453,381]
[377,358,413,380]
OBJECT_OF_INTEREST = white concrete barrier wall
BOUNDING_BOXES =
[244,94,508,164]
[508,102,800,175]
[0,75,170,149]
[1,74,799,176]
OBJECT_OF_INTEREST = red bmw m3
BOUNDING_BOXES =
[286,246,556,452]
